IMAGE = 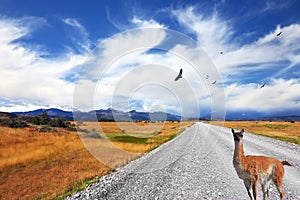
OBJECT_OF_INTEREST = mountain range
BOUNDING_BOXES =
[11,108,300,121]
[13,108,182,121]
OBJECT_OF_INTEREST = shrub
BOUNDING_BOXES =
[0,117,28,128]
[82,129,102,139]
[0,112,76,131]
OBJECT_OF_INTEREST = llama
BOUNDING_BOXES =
[231,128,291,200]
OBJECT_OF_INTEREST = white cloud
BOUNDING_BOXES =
[216,23,300,114]
[62,18,91,53]
[172,7,234,58]
[73,23,225,117]
[0,17,41,69]
[131,16,166,29]
[172,7,300,115]
[218,24,300,69]
[76,19,167,82]
[0,17,87,112]
[226,78,300,113]
[172,7,300,76]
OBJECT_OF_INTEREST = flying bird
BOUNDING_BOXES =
[260,82,266,88]
[211,80,217,84]
[174,68,183,81]
[205,74,209,79]
[220,51,224,54]
[276,31,282,36]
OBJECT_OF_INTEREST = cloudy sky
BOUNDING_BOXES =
[0,0,300,118]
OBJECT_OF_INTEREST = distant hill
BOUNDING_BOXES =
[0,111,17,118]
[225,111,300,121]
[14,108,74,120]
[11,108,300,122]
[13,108,182,122]
[262,115,300,122]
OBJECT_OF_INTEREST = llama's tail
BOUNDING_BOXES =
[281,161,292,166]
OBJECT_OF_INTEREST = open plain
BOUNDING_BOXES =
[0,121,193,200]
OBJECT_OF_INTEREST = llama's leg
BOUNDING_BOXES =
[261,179,272,200]
[266,180,271,198]
[273,178,285,200]
[273,165,285,200]
[244,180,254,200]
[261,183,268,200]
[252,179,258,200]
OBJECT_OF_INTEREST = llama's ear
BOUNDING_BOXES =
[231,128,235,134]
[241,128,244,133]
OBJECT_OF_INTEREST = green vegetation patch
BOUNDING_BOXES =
[253,132,300,145]
[272,135,300,145]
[106,134,149,144]
[262,124,292,129]
[105,130,182,144]
[167,129,184,140]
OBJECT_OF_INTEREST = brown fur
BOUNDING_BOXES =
[231,128,291,200]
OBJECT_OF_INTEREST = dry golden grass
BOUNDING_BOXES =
[0,121,194,200]
[207,121,300,145]
[0,126,111,200]
[0,127,75,168]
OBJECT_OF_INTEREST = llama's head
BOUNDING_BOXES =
[231,128,244,142]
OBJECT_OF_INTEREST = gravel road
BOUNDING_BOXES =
[66,122,300,200]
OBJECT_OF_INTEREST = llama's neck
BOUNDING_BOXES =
[233,141,245,166]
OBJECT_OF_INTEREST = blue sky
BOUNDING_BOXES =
[0,0,300,118]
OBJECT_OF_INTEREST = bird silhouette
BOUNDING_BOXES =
[174,68,183,81]
[220,51,224,54]
[260,82,266,88]
[276,31,282,36]
[211,80,217,84]
[205,75,209,79]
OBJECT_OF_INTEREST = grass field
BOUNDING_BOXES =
[208,121,300,145]
[0,121,193,200]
